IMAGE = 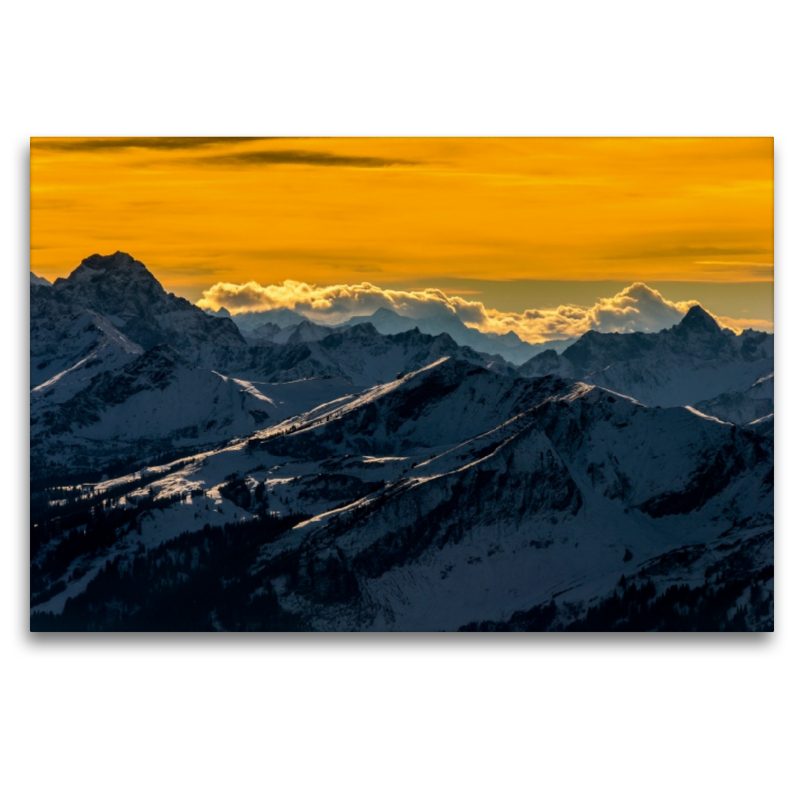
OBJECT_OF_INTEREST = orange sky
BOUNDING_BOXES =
[30,137,773,299]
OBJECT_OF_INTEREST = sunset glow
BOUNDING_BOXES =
[31,137,773,293]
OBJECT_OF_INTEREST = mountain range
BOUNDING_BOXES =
[518,305,774,414]
[209,304,574,363]
[29,254,774,631]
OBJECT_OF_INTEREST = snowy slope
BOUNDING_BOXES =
[32,255,530,483]
[518,306,774,409]
[36,254,519,389]
[31,281,144,388]
[31,356,772,631]
[31,344,278,479]
[240,357,567,457]
[247,379,771,630]
[694,373,774,425]
[220,324,517,385]
[51,252,246,366]
[746,414,774,439]
[29,254,774,631]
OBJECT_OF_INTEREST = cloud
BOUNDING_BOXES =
[194,149,419,168]
[31,137,274,152]
[440,282,702,342]
[695,261,773,266]
[606,245,773,260]
[198,280,460,320]
[196,280,742,343]
[692,261,774,279]
[715,316,774,333]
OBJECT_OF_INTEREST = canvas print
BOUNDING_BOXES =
[29,137,774,631]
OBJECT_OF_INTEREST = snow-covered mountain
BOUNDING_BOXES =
[29,254,774,632]
[694,373,774,425]
[518,306,773,420]
[31,357,772,631]
[50,252,246,366]
[342,306,573,364]
[218,307,308,331]
[746,414,774,439]
[30,280,144,388]
[215,323,517,385]
[32,255,524,480]
[214,297,577,363]
[31,343,280,481]
[30,271,52,287]
[247,319,347,345]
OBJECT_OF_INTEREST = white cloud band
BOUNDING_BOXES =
[197,280,770,342]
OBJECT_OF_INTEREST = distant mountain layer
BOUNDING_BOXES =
[246,319,350,345]
[217,305,574,364]
[339,307,574,364]
[208,306,308,331]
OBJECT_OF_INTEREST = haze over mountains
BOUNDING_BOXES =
[207,303,574,363]
[30,253,774,631]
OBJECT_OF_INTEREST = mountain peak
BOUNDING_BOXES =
[46,251,246,355]
[61,252,160,292]
[78,251,144,272]
[678,304,720,333]
[348,322,381,337]
[30,271,52,287]
[371,307,404,320]
[205,306,231,318]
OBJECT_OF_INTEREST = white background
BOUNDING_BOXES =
[3,2,798,798]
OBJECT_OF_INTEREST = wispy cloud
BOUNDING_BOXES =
[193,149,420,169]
[605,245,773,260]
[716,315,774,333]
[694,261,774,267]
[692,261,774,279]
[31,137,274,152]
[32,139,420,169]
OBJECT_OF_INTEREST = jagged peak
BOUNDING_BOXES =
[77,251,145,273]
[346,322,381,336]
[371,306,404,320]
[56,251,161,291]
[525,348,560,365]
[205,306,231,317]
[677,304,720,333]
[386,327,455,348]
[30,271,52,287]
